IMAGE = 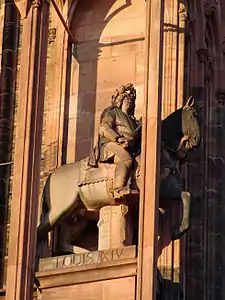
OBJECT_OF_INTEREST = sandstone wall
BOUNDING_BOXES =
[0,0,225,299]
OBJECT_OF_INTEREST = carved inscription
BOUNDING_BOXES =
[39,245,136,272]
[59,248,124,268]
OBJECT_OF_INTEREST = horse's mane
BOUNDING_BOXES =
[131,108,183,156]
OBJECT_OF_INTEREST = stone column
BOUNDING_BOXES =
[98,205,133,250]
[157,0,187,288]
[0,0,19,287]
[5,0,49,299]
[136,0,164,299]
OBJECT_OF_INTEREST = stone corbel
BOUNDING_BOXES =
[197,48,215,80]
[204,0,218,17]
[222,37,225,54]
[178,7,188,22]
[48,28,56,44]
[197,48,215,65]
[32,0,41,8]
[215,90,225,126]
[185,18,192,39]
[216,90,225,105]
[197,48,209,63]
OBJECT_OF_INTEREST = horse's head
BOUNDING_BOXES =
[181,96,200,151]
[161,96,201,154]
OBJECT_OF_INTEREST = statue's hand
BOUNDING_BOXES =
[118,136,127,143]
[117,136,130,148]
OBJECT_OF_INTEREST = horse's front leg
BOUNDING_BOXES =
[172,191,191,241]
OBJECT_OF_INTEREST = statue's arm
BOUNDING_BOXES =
[99,112,119,142]
[121,132,133,141]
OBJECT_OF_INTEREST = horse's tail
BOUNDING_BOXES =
[36,174,52,262]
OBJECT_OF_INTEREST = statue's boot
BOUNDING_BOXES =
[114,185,131,199]
[171,191,191,241]
[113,161,132,199]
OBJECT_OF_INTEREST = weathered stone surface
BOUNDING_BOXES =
[38,276,136,300]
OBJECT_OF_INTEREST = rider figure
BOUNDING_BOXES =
[98,84,139,198]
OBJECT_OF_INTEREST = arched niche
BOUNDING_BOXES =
[67,0,146,162]
[47,0,146,255]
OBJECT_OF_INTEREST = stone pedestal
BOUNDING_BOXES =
[98,205,133,250]
[36,246,136,300]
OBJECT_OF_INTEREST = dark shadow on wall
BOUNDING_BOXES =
[157,204,184,300]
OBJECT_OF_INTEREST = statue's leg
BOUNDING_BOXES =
[36,213,52,259]
[114,160,132,190]
[171,191,191,241]
[105,142,133,196]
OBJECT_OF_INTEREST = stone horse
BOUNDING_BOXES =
[37,97,200,255]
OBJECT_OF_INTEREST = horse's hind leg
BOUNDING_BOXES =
[56,217,88,254]
[36,213,52,259]
[172,191,191,240]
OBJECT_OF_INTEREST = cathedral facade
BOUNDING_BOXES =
[0,0,225,299]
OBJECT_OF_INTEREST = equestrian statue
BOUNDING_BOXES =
[37,84,201,256]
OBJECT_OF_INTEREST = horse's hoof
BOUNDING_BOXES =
[171,227,189,241]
